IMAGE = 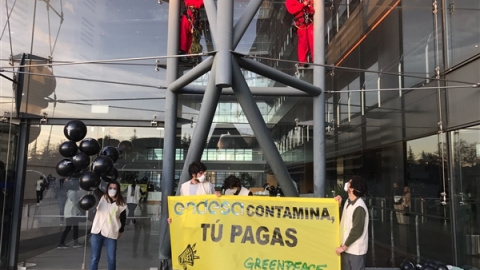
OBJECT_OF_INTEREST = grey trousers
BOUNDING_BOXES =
[341,252,365,270]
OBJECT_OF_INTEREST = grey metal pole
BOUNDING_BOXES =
[159,0,181,267]
[313,0,326,197]
[415,215,420,262]
[236,57,322,96]
[215,0,233,87]
[390,211,395,264]
[181,85,311,96]
[203,0,218,44]
[167,56,214,93]
[8,119,29,269]
[233,0,263,48]
[176,59,222,194]
[231,58,298,197]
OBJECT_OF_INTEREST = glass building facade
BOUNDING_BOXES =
[1,0,480,269]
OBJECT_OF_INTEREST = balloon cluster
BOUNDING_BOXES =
[401,260,448,270]
[55,120,120,212]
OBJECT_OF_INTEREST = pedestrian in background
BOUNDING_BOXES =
[133,198,152,259]
[52,178,68,225]
[402,186,411,225]
[126,179,145,227]
[35,176,45,206]
[392,182,404,224]
[58,180,84,249]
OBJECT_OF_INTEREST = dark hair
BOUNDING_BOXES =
[104,181,126,206]
[350,175,367,197]
[188,161,207,177]
[224,175,240,189]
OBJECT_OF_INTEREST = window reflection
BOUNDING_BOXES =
[451,125,480,260]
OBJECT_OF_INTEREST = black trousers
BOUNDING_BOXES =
[60,217,81,244]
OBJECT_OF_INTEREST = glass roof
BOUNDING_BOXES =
[0,0,300,122]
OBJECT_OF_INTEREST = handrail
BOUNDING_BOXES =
[368,203,452,264]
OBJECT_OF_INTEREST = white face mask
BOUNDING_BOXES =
[197,174,206,183]
[225,188,237,195]
[344,182,349,192]
[108,189,117,197]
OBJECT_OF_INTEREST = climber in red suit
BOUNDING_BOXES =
[285,0,314,66]
[179,0,204,55]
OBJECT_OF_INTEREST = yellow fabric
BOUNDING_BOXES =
[168,195,341,270]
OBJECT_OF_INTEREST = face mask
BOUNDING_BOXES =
[108,189,117,197]
[197,174,206,183]
[344,182,349,192]
[225,188,237,195]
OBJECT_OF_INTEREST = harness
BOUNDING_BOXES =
[184,5,201,33]
[293,0,313,29]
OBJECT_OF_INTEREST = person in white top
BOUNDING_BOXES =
[35,176,45,205]
[58,180,84,249]
[334,176,369,270]
[222,175,253,196]
[180,161,217,196]
[126,179,145,226]
[89,181,127,270]
[168,161,220,224]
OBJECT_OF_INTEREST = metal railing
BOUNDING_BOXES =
[368,202,452,265]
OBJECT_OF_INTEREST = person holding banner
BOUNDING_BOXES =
[222,175,253,196]
[168,161,219,225]
[335,176,368,270]
[180,161,219,196]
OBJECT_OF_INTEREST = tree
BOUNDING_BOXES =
[407,146,416,166]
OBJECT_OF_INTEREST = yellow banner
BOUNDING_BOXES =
[168,195,340,270]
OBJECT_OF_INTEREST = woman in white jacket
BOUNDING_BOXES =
[89,181,127,270]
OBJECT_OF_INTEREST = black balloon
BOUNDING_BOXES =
[79,138,101,156]
[72,152,90,171]
[79,171,101,191]
[64,120,87,142]
[401,262,415,270]
[102,167,118,182]
[91,156,114,176]
[437,265,447,270]
[56,159,75,177]
[100,146,120,163]
[59,141,78,157]
[78,194,97,211]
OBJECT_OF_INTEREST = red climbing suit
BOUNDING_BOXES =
[285,0,314,63]
[179,0,204,53]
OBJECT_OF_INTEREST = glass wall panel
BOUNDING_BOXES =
[446,0,480,68]
[451,126,480,267]
[21,124,163,269]
[0,122,18,267]
[405,134,452,263]
[364,62,379,110]
[1,0,169,120]
[401,0,436,88]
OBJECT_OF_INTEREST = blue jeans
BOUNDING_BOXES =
[90,233,117,270]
